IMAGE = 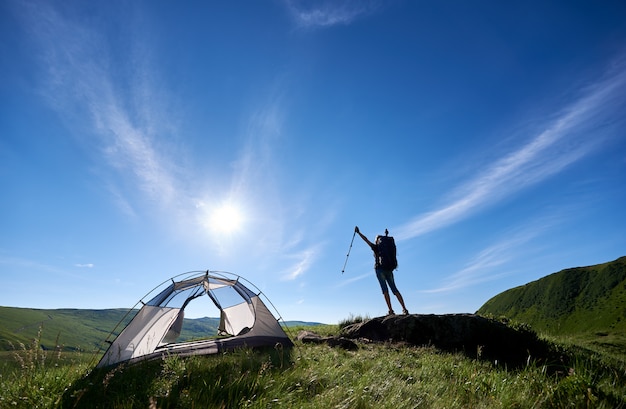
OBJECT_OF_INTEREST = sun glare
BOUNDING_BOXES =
[211,204,243,234]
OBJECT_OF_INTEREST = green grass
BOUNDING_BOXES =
[1,323,625,408]
[477,256,626,336]
[338,313,371,330]
[0,326,92,408]
[0,307,134,353]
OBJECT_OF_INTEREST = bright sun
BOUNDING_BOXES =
[210,204,243,234]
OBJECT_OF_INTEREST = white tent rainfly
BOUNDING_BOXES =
[97,271,293,368]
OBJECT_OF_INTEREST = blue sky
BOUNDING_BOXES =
[1,0,625,324]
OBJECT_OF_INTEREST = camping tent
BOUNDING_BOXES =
[97,271,293,368]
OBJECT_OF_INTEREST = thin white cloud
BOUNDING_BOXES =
[281,246,319,281]
[231,100,342,262]
[94,100,178,205]
[0,255,87,280]
[104,181,138,218]
[232,95,285,199]
[336,271,372,288]
[395,59,626,241]
[284,0,382,28]
[14,1,180,212]
[422,228,541,294]
[422,205,576,294]
[225,86,327,277]
[75,263,94,268]
[0,255,65,274]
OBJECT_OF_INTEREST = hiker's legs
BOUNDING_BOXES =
[393,291,408,314]
[384,272,408,313]
[375,268,389,293]
[376,268,395,313]
[383,291,393,313]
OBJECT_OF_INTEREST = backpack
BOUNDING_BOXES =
[376,235,398,270]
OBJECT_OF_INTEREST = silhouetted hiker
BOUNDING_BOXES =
[355,226,409,315]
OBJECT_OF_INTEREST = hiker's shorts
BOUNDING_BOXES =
[375,267,399,295]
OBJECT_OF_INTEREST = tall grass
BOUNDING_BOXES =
[338,314,371,330]
[0,326,90,408]
[1,324,625,408]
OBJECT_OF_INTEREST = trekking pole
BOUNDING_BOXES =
[341,230,357,274]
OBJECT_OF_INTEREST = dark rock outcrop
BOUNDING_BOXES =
[340,314,557,369]
[296,330,358,350]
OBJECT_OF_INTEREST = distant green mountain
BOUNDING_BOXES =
[0,307,321,353]
[477,256,626,336]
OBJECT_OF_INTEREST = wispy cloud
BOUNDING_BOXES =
[94,99,179,205]
[0,255,65,274]
[281,246,318,281]
[15,1,180,212]
[284,0,382,28]
[395,59,626,241]
[75,263,94,268]
[0,255,86,280]
[422,225,545,294]
[336,271,372,288]
[225,85,326,279]
[232,93,286,201]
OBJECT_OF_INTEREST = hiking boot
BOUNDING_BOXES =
[402,309,409,315]
[387,310,395,316]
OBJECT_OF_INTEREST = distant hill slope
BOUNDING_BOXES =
[0,307,133,352]
[477,256,626,336]
[0,307,319,353]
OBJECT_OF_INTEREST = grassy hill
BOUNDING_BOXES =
[0,306,318,354]
[477,256,626,354]
[0,307,134,352]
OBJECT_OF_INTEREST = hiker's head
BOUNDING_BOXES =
[375,235,382,244]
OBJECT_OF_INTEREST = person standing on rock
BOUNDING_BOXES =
[355,226,409,316]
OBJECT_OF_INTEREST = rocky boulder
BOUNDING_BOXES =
[340,314,556,368]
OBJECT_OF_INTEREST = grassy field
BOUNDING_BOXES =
[1,323,624,408]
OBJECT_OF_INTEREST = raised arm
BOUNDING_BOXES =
[355,226,375,250]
